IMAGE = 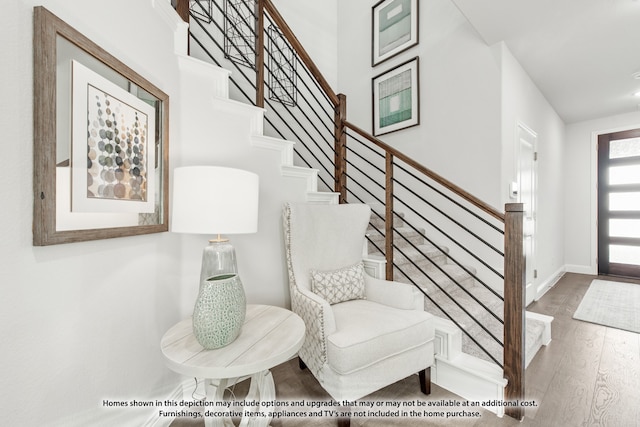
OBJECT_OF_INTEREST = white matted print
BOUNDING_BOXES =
[372,57,419,136]
[372,0,418,66]
[71,60,156,213]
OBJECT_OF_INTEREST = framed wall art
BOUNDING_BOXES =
[372,0,419,67]
[372,57,420,136]
[33,7,170,245]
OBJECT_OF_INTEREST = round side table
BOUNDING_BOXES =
[161,304,305,427]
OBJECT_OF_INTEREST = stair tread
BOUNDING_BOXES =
[406,262,477,292]
[367,243,448,261]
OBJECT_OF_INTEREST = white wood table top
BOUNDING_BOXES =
[161,305,305,379]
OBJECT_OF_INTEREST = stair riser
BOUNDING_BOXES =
[368,215,404,230]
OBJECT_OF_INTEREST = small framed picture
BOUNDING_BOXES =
[372,57,420,136]
[372,0,419,67]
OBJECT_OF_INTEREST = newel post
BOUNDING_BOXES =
[334,93,347,204]
[255,0,265,108]
[503,203,525,420]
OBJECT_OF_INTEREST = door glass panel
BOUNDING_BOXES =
[609,165,640,185]
[609,245,640,266]
[610,192,640,211]
[609,219,640,238]
[610,137,640,159]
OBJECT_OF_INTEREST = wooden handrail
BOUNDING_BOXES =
[262,0,339,107]
[344,120,505,223]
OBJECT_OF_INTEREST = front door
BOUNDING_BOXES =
[598,129,640,278]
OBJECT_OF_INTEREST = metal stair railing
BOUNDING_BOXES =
[181,0,338,193]
[174,0,526,419]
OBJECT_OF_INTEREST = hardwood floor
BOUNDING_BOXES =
[170,273,640,427]
[523,273,640,427]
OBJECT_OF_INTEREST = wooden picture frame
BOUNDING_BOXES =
[372,0,419,67]
[372,57,420,136]
[33,7,170,245]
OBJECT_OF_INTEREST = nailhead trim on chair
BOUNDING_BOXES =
[283,203,328,376]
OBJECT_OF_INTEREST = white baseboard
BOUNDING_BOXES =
[564,264,596,275]
[534,266,566,302]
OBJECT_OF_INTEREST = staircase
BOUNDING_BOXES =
[364,209,552,416]
[175,51,551,415]
[176,53,337,207]
[174,0,553,420]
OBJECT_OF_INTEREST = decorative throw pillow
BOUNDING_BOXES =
[309,262,366,304]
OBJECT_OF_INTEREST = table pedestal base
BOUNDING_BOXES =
[204,370,275,427]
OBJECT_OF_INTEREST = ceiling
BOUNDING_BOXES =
[451,0,640,124]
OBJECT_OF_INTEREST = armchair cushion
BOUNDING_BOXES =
[310,262,366,304]
[365,274,424,310]
[327,299,434,375]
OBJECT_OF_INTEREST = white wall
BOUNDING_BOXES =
[564,110,640,274]
[0,0,325,425]
[337,0,503,208]
[0,1,186,425]
[334,4,567,294]
[272,0,338,88]
[499,44,566,293]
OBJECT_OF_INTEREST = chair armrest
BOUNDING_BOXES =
[295,287,337,336]
[364,274,424,310]
[289,285,336,374]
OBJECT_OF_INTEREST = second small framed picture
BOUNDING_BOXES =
[372,57,420,136]
[372,0,419,66]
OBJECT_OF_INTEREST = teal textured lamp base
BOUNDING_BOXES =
[192,274,246,349]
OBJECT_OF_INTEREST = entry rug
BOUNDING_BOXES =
[573,279,640,333]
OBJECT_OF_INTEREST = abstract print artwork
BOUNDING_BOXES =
[378,69,412,128]
[86,85,148,202]
[372,57,419,136]
[372,0,418,66]
[72,60,155,213]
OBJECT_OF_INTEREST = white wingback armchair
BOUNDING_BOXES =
[282,203,435,405]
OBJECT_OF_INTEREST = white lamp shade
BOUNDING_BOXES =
[171,166,259,235]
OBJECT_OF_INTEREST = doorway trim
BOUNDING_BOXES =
[590,123,640,276]
[516,121,538,305]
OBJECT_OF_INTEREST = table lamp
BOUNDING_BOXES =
[171,166,259,349]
